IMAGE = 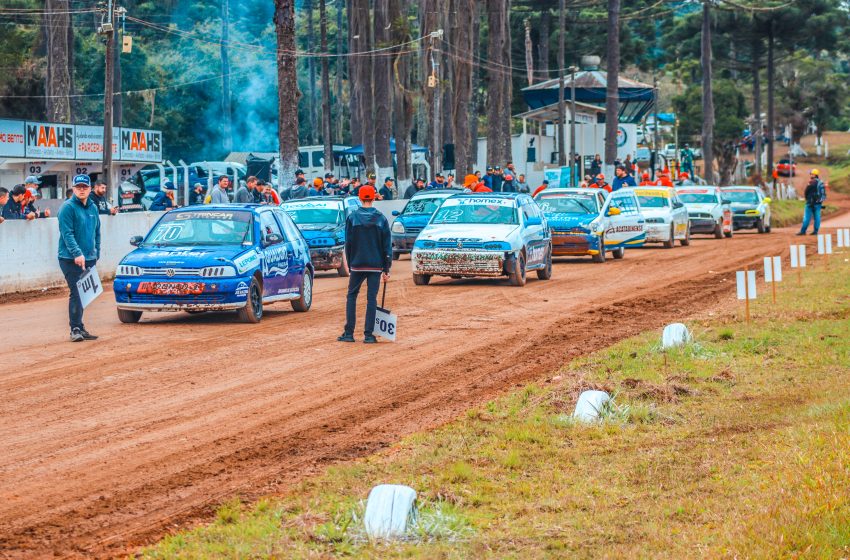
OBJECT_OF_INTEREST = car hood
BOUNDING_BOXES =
[684,203,719,213]
[419,223,519,241]
[298,223,342,238]
[640,208,673,219]
[544,212,595,229]
[397,214,432,228]
[121,244,249,267]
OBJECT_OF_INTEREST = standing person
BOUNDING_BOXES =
[235,176,257,203]
[798,169,826,236]
[90,181,119,215]
[611,166,636,191]
[307,177,325,197]
[516,174,530,193]
[379,177,394,200]
[427,173,446,190]
[288,177,310,199]
[491,166,504,192]
[532,180,549,198]
[639,172,653,186]
[501,173,517,192]
[589,154,602,177]
[338,184,392,344]
[57,174,101,342]
[349,177,363,198]
[0,187,7,224]
[189,182,206,205]
[404,178,424,199]
[210,176,231,203]
[446,173,455,188]
[623,154,635,176]
[680,144,695,177]
[483,167,495,190]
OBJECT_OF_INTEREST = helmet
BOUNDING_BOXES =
[313,177,323,187]
[810,169,820,176]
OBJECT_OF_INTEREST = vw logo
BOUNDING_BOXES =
[457,241,463,249]
[165,268,175,277]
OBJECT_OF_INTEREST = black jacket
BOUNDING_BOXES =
[379,185,394,200]
[344,207,392,273]
[804,179,826,206]
[90,192,112,215]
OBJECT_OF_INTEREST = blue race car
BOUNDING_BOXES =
[391,189,465,259]
[281,196,361,276]
[114,204,314,324]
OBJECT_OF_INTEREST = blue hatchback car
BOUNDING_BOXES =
[391,189,465,259]
[114,205,314,323]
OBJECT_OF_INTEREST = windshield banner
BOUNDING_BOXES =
[442,197,515,208]
[634,188,670,198]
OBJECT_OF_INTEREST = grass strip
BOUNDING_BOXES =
[770,199,838,228]
[140,260,850,559]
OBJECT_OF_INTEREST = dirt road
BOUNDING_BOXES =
[0,228,820,558]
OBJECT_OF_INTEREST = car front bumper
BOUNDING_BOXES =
[412,249,506,277]
[392,233,418,254]
[114,275,250,312]
[688,217,717,233]
[644,223,672,242]
[551,231,601,256]
[733,214,762,229]
[309,246,344,270]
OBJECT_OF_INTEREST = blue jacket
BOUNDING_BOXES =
[344,207,392,273]
[150,192,175,211]
[612,175,636,191]
[58,195,101,261]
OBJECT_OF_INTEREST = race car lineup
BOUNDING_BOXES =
[113,186,773,322]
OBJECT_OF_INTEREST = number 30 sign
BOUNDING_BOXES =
[374,307,397,342]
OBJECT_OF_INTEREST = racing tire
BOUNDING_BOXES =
[713,221,724,239]
[509,253,527,286]
[724,229,733,239]
[117,309,142,324]
[757,218,766,234]
[337,251,350,277]
[536,248,553,280]
[237,277,263,323]
[392,251,401,261]
[291,270,313,312]
[592,237,607,263]
[680,227,691,246]
[662,227,675,249]
[612,246,625,260]
[412,273,431,285]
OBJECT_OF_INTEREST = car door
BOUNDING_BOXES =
[521,199,547,266]
[671,192,689,239]
[274,207,309,289]
[603,190,645,248]
[257,210,289,297]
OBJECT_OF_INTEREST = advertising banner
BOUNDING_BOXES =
[0,120,26,157]
[75,125,119,161]
[120,127,163,162]
[25,121,75,159]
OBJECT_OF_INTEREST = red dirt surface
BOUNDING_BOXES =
[0,227,831,558]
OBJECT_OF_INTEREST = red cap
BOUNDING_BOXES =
[358,185,377,201]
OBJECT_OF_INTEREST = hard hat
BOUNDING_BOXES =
[810,169,820,176]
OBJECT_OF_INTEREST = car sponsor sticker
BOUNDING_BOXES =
[235,281,249,297]
[605,225,643,235]
[677,189,709,194]
[634,188,670,198]
[528,245,546,263]
[233,249,259,274]
[146,249,208,257]
[442,197,516,208]
[284,200,341,210]
[262,245,289,277]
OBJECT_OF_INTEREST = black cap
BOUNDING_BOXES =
[325,172,334,179]
[295,169,304,176]
[486,166,494,171]
[542,180,549,185]
[384,176,394,183]
[11,184,27,196]
[435,172,444,178]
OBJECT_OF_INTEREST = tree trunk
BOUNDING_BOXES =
[422,0,442,173]
[335,1,346,143]
[524,18,534,87]
[320,0,333,171]
[275,0,300,186]
[470,0,481,166]
[45,0,72,123]
[374,0,393,170]
[442,6,454,154]
[537,9,550,83]
[716,141,737,186]
[352,0,375,171]
[347,0,362,147]
[557,0,565,166]
[751,38,762,178]
[700,0,715,183]
[221,0,233,153]
[306,0,318,145]
[391,0,413,182]
[452,0,475,178]
[766,19,775,177]
[486,0,512,167]
[604,0,620,169]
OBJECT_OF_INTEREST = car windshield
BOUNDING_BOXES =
[678,192,718,204]
[536,193,598,215]
[636,193,670,208]
[723,190,760,204]
[145,210,253,246]
[284,207,342,225]
[403,196,448,215]
[431,199,518,225]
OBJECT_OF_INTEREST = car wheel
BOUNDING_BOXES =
[765,219,771,233]
[592,237,606,263]
[291,270,313,312]
[662,226,675,249]
[714,221,723,239]
[117,309,142,323]
[392,251,401,261]
[757,218,766,234]
[412,273,431,285]
[680,226,691,246]
[509,253,527,286]
[612,246,625,259]
[536,247,553,280]
[337,251,350,277]
[237,277,263,323]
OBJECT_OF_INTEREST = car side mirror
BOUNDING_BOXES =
[129,235,143,247]
[525,216,542,226]
[391,210,400,216]
[673,201,684,209]
[264,233,283,246]
[607,207,621,216]
[721,199,731,205]
[763,197,772,204]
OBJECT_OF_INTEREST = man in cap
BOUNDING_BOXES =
[427,173,445,190]
[639,171,654,186]
[235,176,259,203]
[798,169,827,235]
[24,174,41,196]
[379,177,395,200]
[90,181,119,215]
[403,178,424,199]
[57,174,101,342]
[483,167,495,190]
[1,184,37,221]
[150,181,177,211]
[338,184,392,344]
[307,177,326,197]
[612,166,636,192]
[532,180,549,198]
[189,182,206,205]
[491,166,504,192]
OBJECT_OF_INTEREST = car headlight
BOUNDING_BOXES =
[392,221,405,234]
[201,266,237,277]
[588,220,602,233]
[117,264,141,276]
[415,240,436,249]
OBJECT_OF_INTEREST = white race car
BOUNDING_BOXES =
[675,186,733,239]
[633,187,690,248]
[411,193,552,287]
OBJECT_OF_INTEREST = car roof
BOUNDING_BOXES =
[676,185,719,190]
[721,186,760,190]
[536,187,601,196]
[283,196,348,203]
[181,204,259,211]
[411,188,465,197]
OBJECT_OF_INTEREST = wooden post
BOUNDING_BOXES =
[771,276,776,304]
[744,266,751,324]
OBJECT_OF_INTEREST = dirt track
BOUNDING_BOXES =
[0,227,828,558]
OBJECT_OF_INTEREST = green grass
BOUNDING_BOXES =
[771,199,838,228]
[140,260,850,559]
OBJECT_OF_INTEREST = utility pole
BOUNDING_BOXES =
[700,0,715,183]
[652,74,658,180]
[102,0,115,193]
[557,0,566,168]
[320,0,333,171]
[570,64,577,186]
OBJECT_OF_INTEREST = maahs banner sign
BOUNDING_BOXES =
[120,128,162,162]
[26,121,75,159]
